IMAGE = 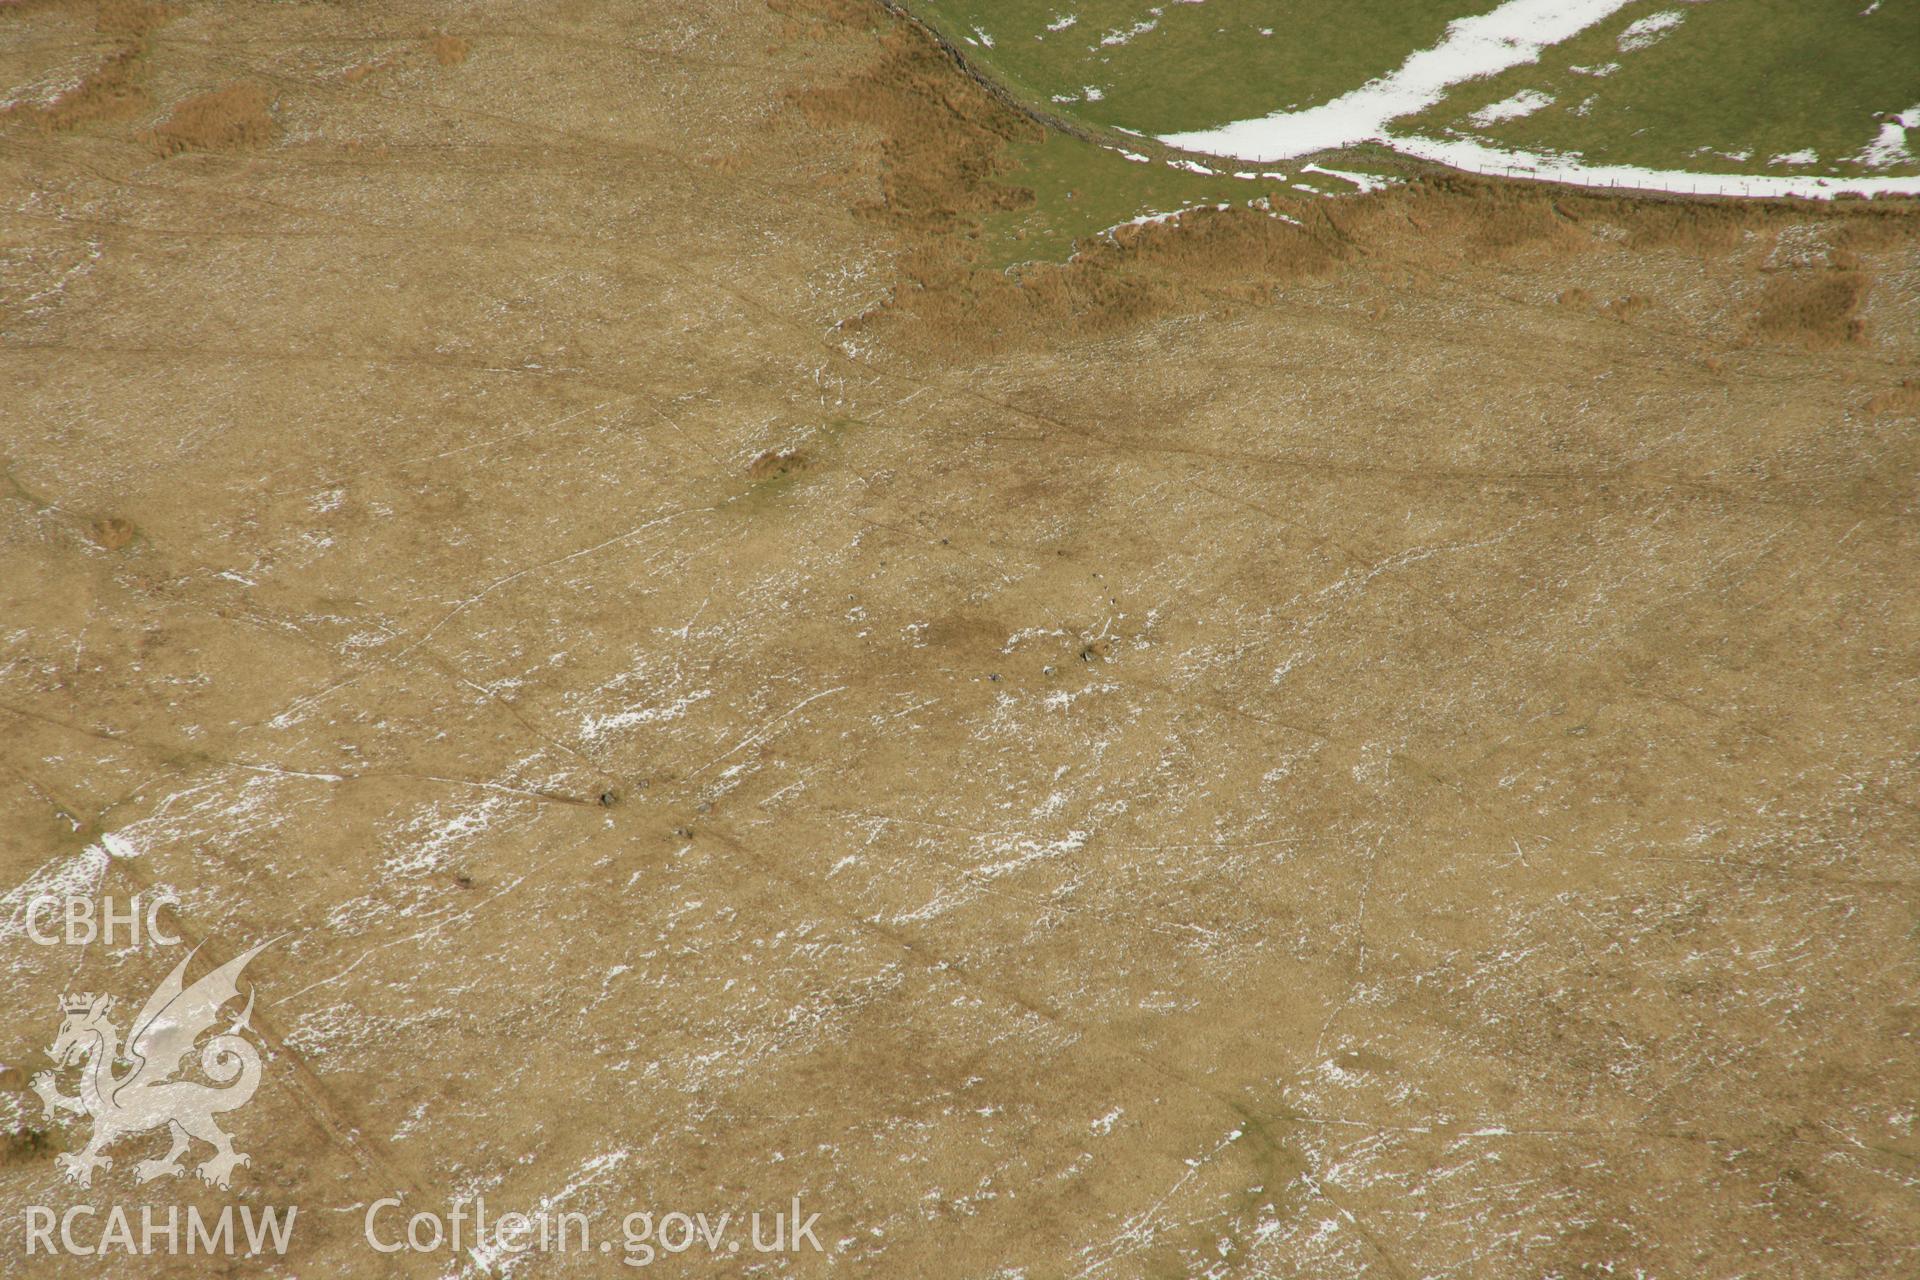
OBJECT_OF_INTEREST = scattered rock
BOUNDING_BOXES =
[748,449,814,481]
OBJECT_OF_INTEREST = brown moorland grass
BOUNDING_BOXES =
[4,0,177,131]
[1865,379,1920,416]
[95,0,171,35]
[339,32,472,84]
[1752,268,1870,348]
[0,2,1918,1275]
[790,24,1039,234]
[37,43,146,130]
[1616,199,1765,253]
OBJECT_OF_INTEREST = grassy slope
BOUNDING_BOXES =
[974,133,1279,267]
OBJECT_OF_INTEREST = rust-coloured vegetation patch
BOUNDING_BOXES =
[425,34,469,66]
[147,82,274,156]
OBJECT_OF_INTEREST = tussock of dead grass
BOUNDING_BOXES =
[89,516,136,550]
[146,82,274,156]
[425,34,469,66]
[1752,269,1869,348]
[1602,294,1648,322]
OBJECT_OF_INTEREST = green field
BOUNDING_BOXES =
[906,0,1920,260]
[1399,0,1920,177]
[917,0,1509,137]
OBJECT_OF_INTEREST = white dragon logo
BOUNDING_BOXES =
[29,940,272,1190]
